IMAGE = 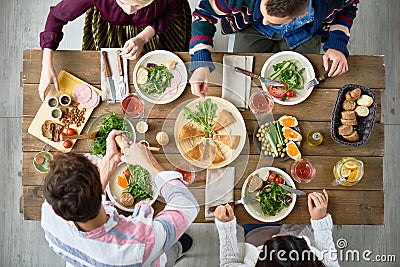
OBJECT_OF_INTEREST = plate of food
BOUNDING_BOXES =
[174,97,246,169]
[254,115,302,161]
[133,50,187,104]
[241,167,297,222]
[87,113,136,156]
[261,51,315,105]
[331,84,377,146]
[106,163,157,212]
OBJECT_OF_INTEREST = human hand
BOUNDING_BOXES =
[323,49,349,77]
[307,189,329,220]
[214,204,235,222]
[38,48,59,101]
[123,142,164,177]
[189,67,210,98]
[98,130,123,189]
[120,36,146,60]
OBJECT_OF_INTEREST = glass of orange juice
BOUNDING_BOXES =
[332,157,364,186]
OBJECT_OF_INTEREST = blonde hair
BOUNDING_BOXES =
[123,0,154,5]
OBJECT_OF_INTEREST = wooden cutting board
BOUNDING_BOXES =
[28,70,101,153]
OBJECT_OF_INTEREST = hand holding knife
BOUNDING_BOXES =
[234,67,284,87]
[101,51,117,104]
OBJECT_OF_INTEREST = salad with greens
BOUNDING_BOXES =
[123,165,153,202]
[141,65,174,96]
[183,98,218,137]
[256,179,293,216]
[92,113,133,156]
[270,60,305,91]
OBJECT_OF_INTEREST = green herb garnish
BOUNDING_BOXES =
[123,165,153,202]
[183,99,218,136]
[92,113,132,156]
[141,65,174,96]
[270,60,305,90]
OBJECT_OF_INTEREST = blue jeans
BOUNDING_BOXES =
[242,223,281,235]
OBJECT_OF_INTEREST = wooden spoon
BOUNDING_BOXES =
[62,131,99,141]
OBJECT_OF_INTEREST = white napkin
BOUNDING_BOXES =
[100,48,129,102]
[205,167,235,221]
[222,55,254,110]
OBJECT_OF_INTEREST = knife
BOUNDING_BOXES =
[116,50,127,97]
[102,51,116,103]
[234,67,284,87]
[279,183,307,196]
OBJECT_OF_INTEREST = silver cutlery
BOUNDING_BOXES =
[234,67,284,87]
[116,50,127,97]
[304,72,329,90]
[278,183,307,196]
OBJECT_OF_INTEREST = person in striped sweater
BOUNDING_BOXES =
[41,130,199,266]
[189,0,359,98]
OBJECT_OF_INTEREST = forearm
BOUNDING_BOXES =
[42,48,54,67]
[98,154,120,192]
[137,26,156,43]
[215,218,244,266]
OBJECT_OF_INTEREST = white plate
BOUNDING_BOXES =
[261,51,315,105]
[241,167,297,222]
[106,163,158,212]
[174,96,246,169]
[133,50,187,104]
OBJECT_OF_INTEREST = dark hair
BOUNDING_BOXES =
[265,0,310,18]
[43,153,102,222]
[256,235,325,267]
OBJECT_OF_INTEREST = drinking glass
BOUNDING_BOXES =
[249,91,274,116]
[332,157,364,186]
[121,94,145,119]
[291,159,316,183]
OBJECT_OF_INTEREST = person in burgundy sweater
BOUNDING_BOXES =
[38,0,191,100]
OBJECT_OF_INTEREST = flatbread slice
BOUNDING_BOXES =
[213,110,236,131]
[185,144,202,161]
[213,134,240,149]
[212,144,225,164]
[179,123,205,140]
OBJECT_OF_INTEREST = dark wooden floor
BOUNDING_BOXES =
[1,1,399,266]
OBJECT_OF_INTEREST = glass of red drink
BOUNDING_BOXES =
[121,94,144,119]
[290,160,316,183]
[249,91,274,116]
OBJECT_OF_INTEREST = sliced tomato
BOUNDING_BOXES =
[268,172,277,182]
[124,169,131,179]
[267,83,287,98]
[274,176,284,185]
[285,90,295,98]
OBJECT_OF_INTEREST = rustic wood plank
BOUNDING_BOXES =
[23,186,383,224]
[23,50,386,89]
[22,151,383,191]
[22,84,383,122]
[22,116,385,156]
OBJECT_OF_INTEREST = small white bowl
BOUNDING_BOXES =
[50,107,62,119]
[136,121,148,133]
[59,94,72,106]
[47,97,58,108]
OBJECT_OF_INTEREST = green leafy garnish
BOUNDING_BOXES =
[141,65,174,96]
[92,113,132,156]
[123,165,153,202]
[257,182,292,216]
[183,99,218,136]
[270,60,305,90]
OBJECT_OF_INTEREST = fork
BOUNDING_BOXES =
[304,72,329,90]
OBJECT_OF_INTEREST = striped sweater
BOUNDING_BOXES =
[190,0,359,72]
[41,171,199,267]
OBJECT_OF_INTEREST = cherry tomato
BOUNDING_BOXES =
[60,132,67,140]
[124,169,131,179]
[66,128,76,136]
[63,140,72,149]
[267,83,287,98]
[285,90,295,98]
[274,176,284,185]
[268,172,277,182]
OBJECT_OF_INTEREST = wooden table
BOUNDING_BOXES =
[22,50,385,224]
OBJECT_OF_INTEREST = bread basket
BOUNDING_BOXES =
[331,84,377,146]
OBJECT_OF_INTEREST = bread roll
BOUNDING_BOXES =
[341,118,358,126]
[355,106,369,117]
[349,88,362,100]
[342,100,356,111]
[338,125,354,136]
[343,131,360,142]
[341,111,356,120]
[357,95,374,107]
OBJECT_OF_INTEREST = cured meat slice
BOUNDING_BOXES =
[82,91,100,109]
[161,70,181,100]
[72,84,92,104]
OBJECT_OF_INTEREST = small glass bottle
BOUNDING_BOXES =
[307,130,323,146]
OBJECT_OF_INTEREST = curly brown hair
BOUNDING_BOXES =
[265,0,310,18]
[43,153,102,222]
